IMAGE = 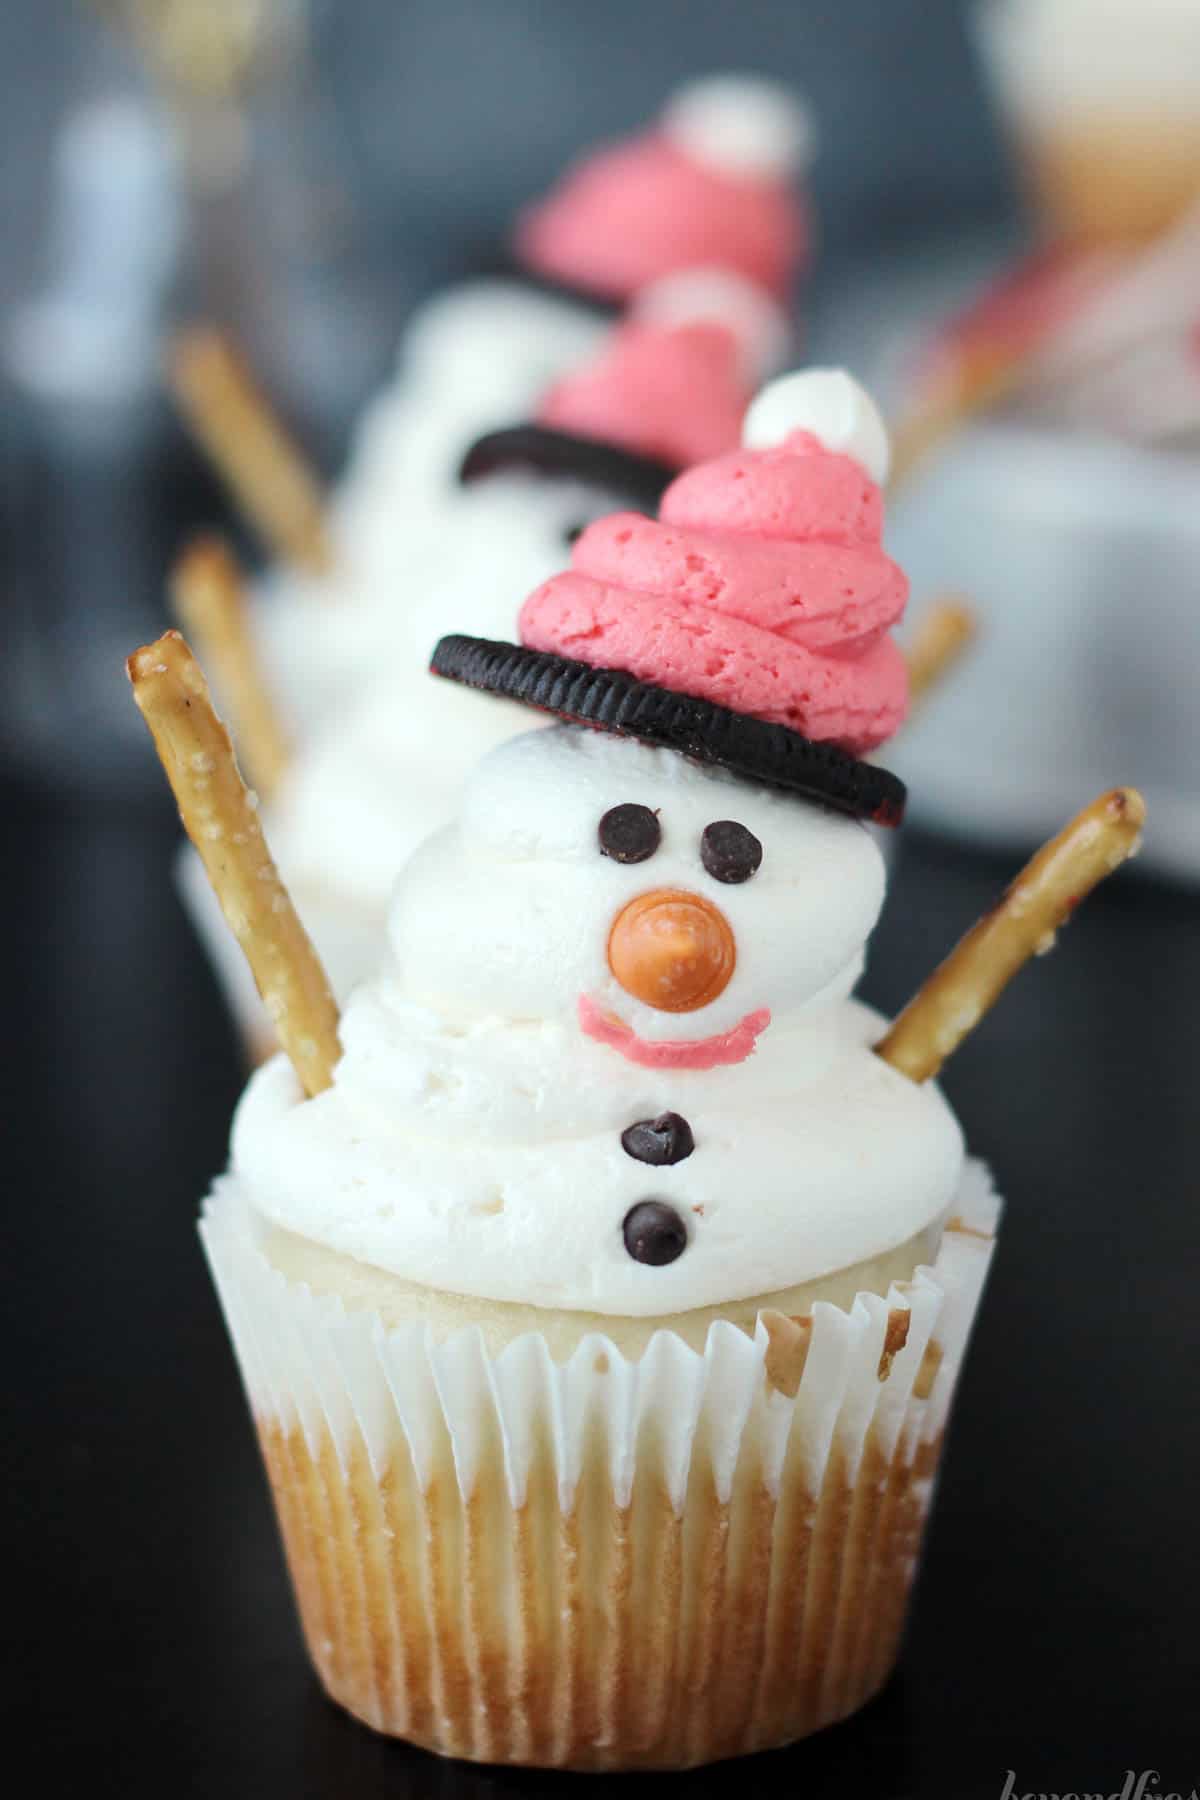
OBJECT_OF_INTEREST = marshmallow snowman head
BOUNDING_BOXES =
[389,727,886,1067]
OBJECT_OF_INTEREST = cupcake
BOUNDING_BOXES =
[515,74,814,303]
[129,372,1139,1770]
[976,0,1200,246]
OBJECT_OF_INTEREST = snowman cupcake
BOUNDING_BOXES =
[129,367,1140,1769]
[182,281,790,1055]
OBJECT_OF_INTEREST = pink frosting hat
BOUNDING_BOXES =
[519,369,908,756]
[514,76,815,304]
[535,269,791,468]
[433,370,909,826]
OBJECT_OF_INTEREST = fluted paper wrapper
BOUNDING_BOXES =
[201,1166,999,1771]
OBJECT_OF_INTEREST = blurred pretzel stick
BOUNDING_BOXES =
[170,536,291,800]
[904,596,978,709]
[128,630,341,1095]
[877,788,1145,1084]
[169,326,333,575]
[889,349,1023,492]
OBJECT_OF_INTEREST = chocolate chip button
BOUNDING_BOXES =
[622,1200,688,1266]
[598,803,661,864]
[700,819,763,884]
[621,1112,695,1166]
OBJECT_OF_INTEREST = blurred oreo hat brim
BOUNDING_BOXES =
[431,634,906,826]
[458,424,679,514]
[460,244,622,317]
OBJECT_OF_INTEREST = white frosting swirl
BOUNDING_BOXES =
[233,727,964,1316]
[249,282,607,738]
[261,473,624,934]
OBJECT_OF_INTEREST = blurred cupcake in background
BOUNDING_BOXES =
[976,0,1200,246]
[342,73,816,569]
[259,267,791,742]
[515,74,815,303]
[536,266,792,466]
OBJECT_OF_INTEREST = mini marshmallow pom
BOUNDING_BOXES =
[742,368,891,486]
[632,267,791,380]
[661,75,815,179]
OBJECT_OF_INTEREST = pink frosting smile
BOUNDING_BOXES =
[537,320,751,468]
[520,430,909,753]
[515,135,804,302]
[578,995,771,1069]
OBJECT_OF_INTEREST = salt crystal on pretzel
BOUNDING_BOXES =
[877,787,1145,1084]
[170,537,291,801]
[128,630,341,1096]
[168,327,332,575]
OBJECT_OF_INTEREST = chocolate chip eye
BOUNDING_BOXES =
[598,803,661,864]
[700,820,763,884]
[563,520,588,547]
[622,1200,687,1266]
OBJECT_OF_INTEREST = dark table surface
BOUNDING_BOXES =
[7,760,1199,1800]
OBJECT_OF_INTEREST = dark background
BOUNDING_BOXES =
[4,4,1198,1797]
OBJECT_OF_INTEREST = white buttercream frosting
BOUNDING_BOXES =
[259,472,627,933]
[389,727,884,1042]
[231,726,964,1316]
[247,281,607,738]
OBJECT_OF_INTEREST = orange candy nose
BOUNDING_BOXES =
[607,888,737,1014]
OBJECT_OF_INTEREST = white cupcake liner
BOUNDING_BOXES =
[200,1164,999,1769]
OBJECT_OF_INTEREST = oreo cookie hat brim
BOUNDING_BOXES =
[431,635,906,827]
[459,425,678,516]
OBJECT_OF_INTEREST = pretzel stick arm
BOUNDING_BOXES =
[128,631,341,1096]
[168,327,332,576]
[904,596,978,708]
[877,788,1145,1084]
[170,537,291,800]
